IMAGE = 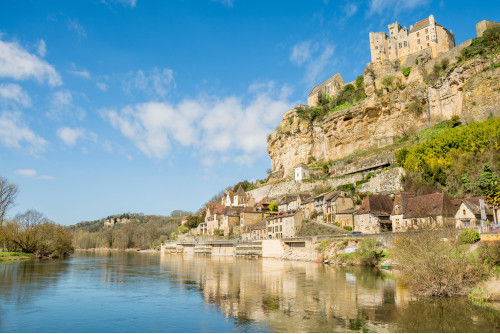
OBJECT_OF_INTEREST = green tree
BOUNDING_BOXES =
[268,202,278,212]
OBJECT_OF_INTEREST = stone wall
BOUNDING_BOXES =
[476,20,500,38]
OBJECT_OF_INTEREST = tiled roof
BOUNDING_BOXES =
[410,17,430,33]
[356,195,393,216]
[324,191,342,202]
[298,194,312,202]
[461,197,493,217]
[450,199,463,207]
[308,73,344,97]
[279,195,298,204]
[206,202,224,215]
[403,193,456,219]
[223,206,244,216]
[235,185,246,196]
[391,192,416,215]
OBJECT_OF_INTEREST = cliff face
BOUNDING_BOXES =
[267,47,500,179]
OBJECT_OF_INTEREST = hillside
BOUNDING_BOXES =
[267,30,500,180]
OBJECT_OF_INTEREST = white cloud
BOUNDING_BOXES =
[48,90,85,120]
[0,111,48,153]
[67,19,87,38]
[37,40,46,57]
[69,70,91,79]
[38,175,54,180]
[343,2,359,17]
[96,82,108,91]
[57,127,96,147]
[290,41,317,66]
[0,39,62,86]
[290,40,336,85]
[102,0,137,7]
[14,169,37,177]
[212,0,235,7]
[123,68,175,99]
[368,0,430,15]
[0,83,32,107]
[103,83,295,162]
[52,90,73,107]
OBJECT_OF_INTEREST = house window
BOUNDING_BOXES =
[417,32,420,37]
[404,41,407,47]
[463,209,466,215]
[427,43,429,47]
[399,42,402,48]
[426,35,429,41]
[417,39,420,44]
[375,46,378,50]
[425,28,428,33]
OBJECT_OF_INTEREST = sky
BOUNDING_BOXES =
[0,0,498,225]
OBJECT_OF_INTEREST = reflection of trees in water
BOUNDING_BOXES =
[0,259,70,304]
[395,297,500,332]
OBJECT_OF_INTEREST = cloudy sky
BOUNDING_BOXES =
[0,0,495,224]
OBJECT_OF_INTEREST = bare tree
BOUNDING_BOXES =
[0,177,18,224]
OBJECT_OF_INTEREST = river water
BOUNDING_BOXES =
[0,251,499,332]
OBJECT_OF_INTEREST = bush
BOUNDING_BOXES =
[393,229,485,296]
[458,229,481,244]
[355,238,383,266]
[381,75,394,87]
[268,202,278,212]
[407,101,423,114]
[402,67,412,79]
[478,242,500,266]
[343,226,353,231]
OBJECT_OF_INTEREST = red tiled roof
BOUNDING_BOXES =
[403,193,456,219]
[206,202,224,215]
[356,195,393,216]
[391,192,416,215]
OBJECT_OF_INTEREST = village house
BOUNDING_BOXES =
[393,193,457,232]
[307,73,345,107]
[242,219,267,240]
[294,164,310,181]
[219,206,244,236]
[369,14,455,63]
[324,191,355,224]
[354,195,393,233]
[278,195,298,213]
[239,209,264,233]
[335,209,356,229]
[391,192,417,232]
[205,202,225,235]
[454,197,494,228]
[255,197,270,212]
[266,210,304,239]
[301,196,314,218]
[312,192,327,221]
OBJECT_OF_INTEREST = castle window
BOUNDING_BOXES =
[399,42,402,48]
[417,32,420,37]
[375,46,378,50]
[426,35,429,41]
[425,28,428,33]
[427,43,429,47]
[417,39,420,44]
[404,41,407,47]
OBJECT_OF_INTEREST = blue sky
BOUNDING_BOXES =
[0,0,497,225]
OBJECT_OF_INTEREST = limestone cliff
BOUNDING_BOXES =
[268,43,500,179]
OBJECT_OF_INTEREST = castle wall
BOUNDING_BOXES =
[476,20,500,38]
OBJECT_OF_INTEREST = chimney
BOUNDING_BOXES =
[410,25,414,31]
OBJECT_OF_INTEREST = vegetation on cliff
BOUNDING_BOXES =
[396,117,500,198]
[295,75,366,123]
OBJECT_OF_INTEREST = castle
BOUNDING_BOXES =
[307,15,456,107]
[369,15,455,63]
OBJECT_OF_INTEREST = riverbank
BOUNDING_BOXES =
[0,252,35,262]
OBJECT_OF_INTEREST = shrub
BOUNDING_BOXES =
[381,75,394,87]
[268,202,278,212]
[468,286,491,304]
[393,229,485,296]
[407,101,423,114]
[478,242,500,266]
[402,66,412,79]
[343,226,353,231]
[355,238,383,266]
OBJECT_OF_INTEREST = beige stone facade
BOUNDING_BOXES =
[307,73,345,107]
[476,20,500,38]
[266,210,304,239]
[369,15,455,63]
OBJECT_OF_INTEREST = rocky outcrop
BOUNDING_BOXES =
[267,46,500,179]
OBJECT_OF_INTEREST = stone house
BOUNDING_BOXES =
[255,197,270,212]
[324,191,355,224]
[278,195,298,213]
[239,209,264,233]
[266,210,304,239]
[219,206,244,236]
[335,209,356,229]
[354,195,393,233]
[205,202,225,235]
[391,192,417,232]
[242,220,267,240]
[307,73,345,107]
[369,15,455,63]
[454,197,494,228]
[301,196,314,218]
[294,164,310,181]
[396,193,457,231]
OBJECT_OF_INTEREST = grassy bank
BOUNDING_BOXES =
[0,252,35,262]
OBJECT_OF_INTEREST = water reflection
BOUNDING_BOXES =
[160,254,500,333]
[0,252,498,332]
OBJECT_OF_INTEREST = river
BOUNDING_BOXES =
[0,251,499,332]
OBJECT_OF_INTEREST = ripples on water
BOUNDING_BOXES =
[0,251,499,332]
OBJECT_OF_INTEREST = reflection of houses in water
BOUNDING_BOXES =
[159,254,410,332]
